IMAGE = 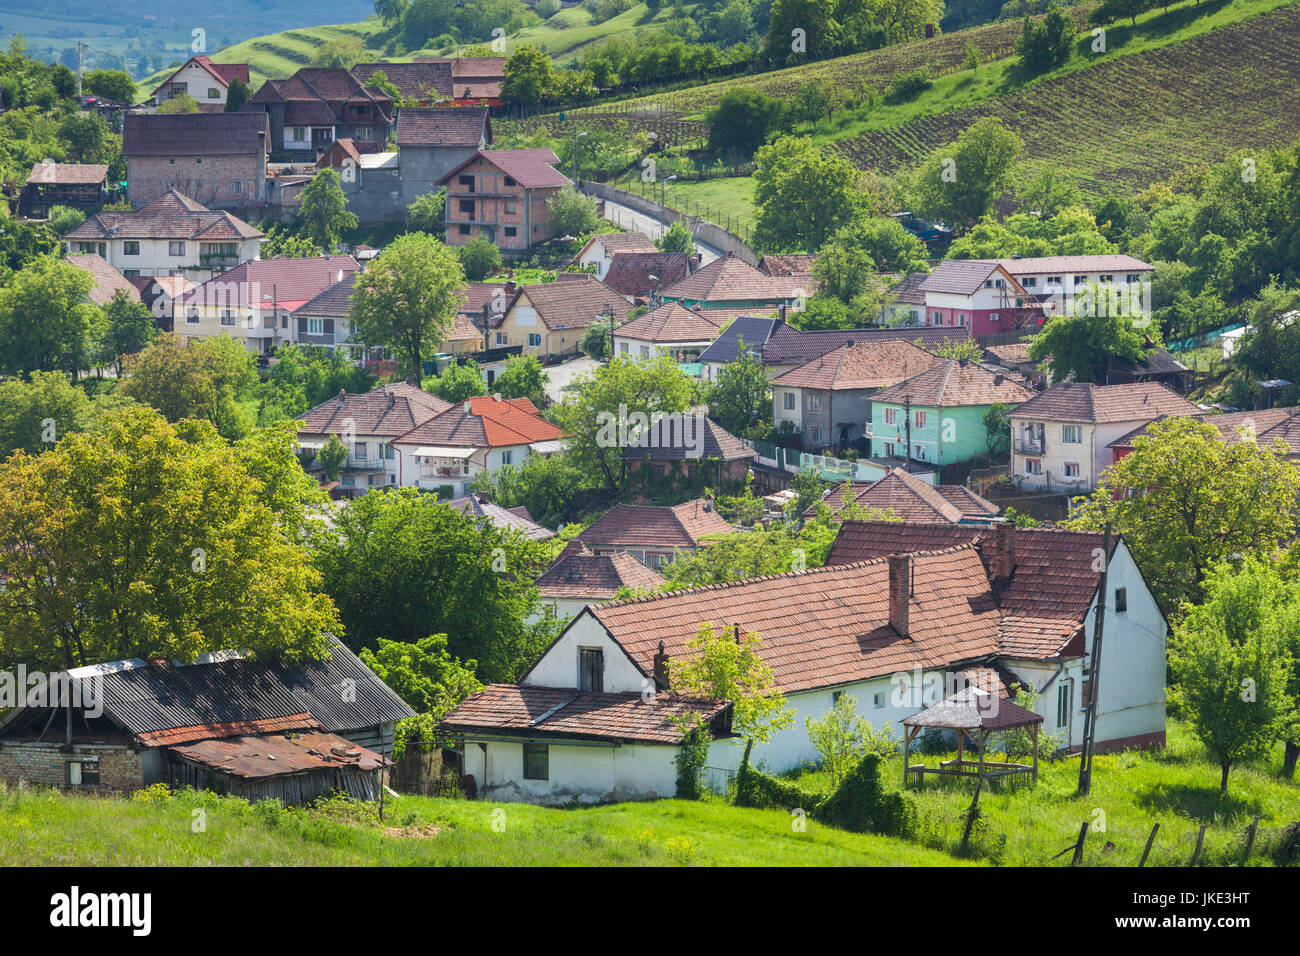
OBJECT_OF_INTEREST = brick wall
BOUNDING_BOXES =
[128,154,261,209]
[0,742,144,794]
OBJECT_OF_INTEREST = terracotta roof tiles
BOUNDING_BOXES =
[580,499,734,550]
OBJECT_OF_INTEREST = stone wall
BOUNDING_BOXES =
[0,741,144,793]
[580,181,757,265]
[127,154,263,210]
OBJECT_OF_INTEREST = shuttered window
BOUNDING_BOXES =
[523,743,548,780]
[579,648,603,693]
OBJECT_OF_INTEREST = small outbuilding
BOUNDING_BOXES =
[902,684,1044,788]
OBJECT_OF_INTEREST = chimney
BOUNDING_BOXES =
[994,374,1005,385]
[888,554,910,637]
[993,521,1016,586]
[652,641,670,691]
[778,304,788,324]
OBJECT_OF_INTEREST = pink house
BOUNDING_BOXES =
[918,260,1044,336]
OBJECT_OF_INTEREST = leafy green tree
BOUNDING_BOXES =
[313,488,554,681]
[1091,0,1150,27]
[0,254,104,380]
[467,452,591,528]
[753,136,871,253]
[308,37,375,69]
[1027,285,1156,382]
[581,319,612,360]
[408,189,446,235]
[1223,283,1300,409]
[549,355,696,495]
[318,434,349,481]
[806,693,898,786]
[0,218,58,283]
[224,77,251,112]
[456,234,502,281]
[905,117,1023,231]
[425,359,488,402]
[83,69,135,104]
[705,87,786,156]
[351,232,465,380]
[547,187,600,236]
[157,93,200,114]
[705,345,770,437]
[0,408,340,670]
[97,289,156,376]
[58,112,111,162]
[0,371,99,456]
[947,206,1114,258]
[46,205,85,235]
[1069,417,1300,612]
[656,221,696,255]
[1016,167,1083,219]
[668,622,794,753]
[1170,558,1296,792]
[1015,3,1075,72]
[494,354,549,406]
[298,169,359,253]
[502,45,557,105]
[359,633,482,719]
[260,226,324,259]
[982,401,1012,457]
[120,334,258,440]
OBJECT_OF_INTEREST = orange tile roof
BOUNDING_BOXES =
[584,546,1003,694]
[580,499,734,551]
[772,340,943,391]
[536,545,666,600]
[869,359,1035,408]
[393,395,565,449]
[614,302,724,343]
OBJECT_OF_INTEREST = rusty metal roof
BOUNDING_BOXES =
[135,713,320,747]
[168,731,387,779]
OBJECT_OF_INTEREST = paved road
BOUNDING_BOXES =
[598,197,722,266]
[543,355,601,403]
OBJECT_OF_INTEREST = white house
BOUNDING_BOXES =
[151,56,250,110]
[611,302,725,363]
[1009,381,1200,492]
[442,520,1169,802]
[573,231,657,280]
[532,541,666,623]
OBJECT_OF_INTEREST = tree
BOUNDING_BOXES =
[1016,167,1083,219]
[224,77,251,112]
[97,289,156,376]
[502,45,557,105]
[1092,0,1150,27]
[581,319,612,360]
[1015,3,1075,72]
[313,488,554,681]
[46,205,86,235]
[656,221,696,255]
[157,93,200,113]
[318,434,349,481]
[0,254,104,380]
[982,401,1012,457]
[467,452,592,528]
[120,334,258,439]
[547,187,600,236]
[1069,417,1300,612]
[456,234,502,280]
[947,206,1114,258]
[705,87,786,156]
[806,693,898,786]
[83,69,135,104]
[298,170,359,253]
[549,356,696,495]
[494,354,550,406]
[1027,286,1156,382]
[425,358,488,402]
[260,226,324,259]
[668,622,794,754]
[905,117,1023,231]
[1169,558,1295,792]
[0,408,339,670]
[408,189,446,235]
[350,232,465,380]
[0,371,100,457]
[753,136,871,253]
[58,112,111,162]
[358,633,482,719]
[812,233,877,306]
[308,37,375,69]
[705,344,770,437]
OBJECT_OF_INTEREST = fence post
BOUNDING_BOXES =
[1139,822,1159,866]
[1071,821,1089,865]
[1190,824,1208,865]
[1241,816,1260,864]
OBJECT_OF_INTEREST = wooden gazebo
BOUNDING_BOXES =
[902,685,1044,788]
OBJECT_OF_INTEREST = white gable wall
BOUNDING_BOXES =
[462,737,677,804]
[523,610,648,694]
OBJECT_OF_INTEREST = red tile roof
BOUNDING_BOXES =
[622,416,753,463]
[65,189,263,242]
[393,395,565,449]
[584,546,1003,694]
[661,253,809,303]
[811,469,966,522]
[771,340,942,391]
[614,302,723,343]
[169,731,386,779]
[1011,382,1199,424]
[514,275,632,331]
[26,162,107,185]
[576,232,657,260]
[440,148,570,188]
[395,106,490,148]
[580,499,735,551]
[150,56,249,96]
[869,359,1036,407]
[180,255,360,312]
[352,61,454,101]
[601,252,694,299]
[536,544,666,600]
[442,684,729,745]
[759,254,818,277]
[66,253,140,307]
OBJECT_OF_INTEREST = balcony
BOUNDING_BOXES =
[1015,438,1045,455]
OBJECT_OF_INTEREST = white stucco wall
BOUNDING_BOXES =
[522,611,648,694]
[461,738,678,803]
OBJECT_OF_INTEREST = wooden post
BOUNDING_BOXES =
[1190,824,1208,866]
[1139,822,1159,866]
[1031,722,1039,784]
[903,725,912,788]
[1071,821,1089,865]
[1242,816,1260,864]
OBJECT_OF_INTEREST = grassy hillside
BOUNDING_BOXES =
[0,784,968,866]
[826,0,1300,195]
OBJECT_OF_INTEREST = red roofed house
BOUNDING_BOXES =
[152,56,251,111]
[611,302,724,363]
[242,67,394,154]
[176,255,360,354]
[534,540,666,621]
[811,466,1000,523]
[391,394,567,497]
[496,274,634,361]
[123,113,270,210]
[918,260,1042,335]
[576,498,735,570]
[438,148,571,254]
[441,518,1165,801]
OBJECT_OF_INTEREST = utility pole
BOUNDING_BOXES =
[1077,523,1111,797]
[76,41,87,101]
[903,396,912,473]
[604,305,615,360]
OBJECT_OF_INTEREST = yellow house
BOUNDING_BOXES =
[494,274,633,361]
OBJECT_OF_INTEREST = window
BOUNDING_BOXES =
[1064,461,1080,478]
[1056,682,1072,729]
[355,127,373,141]
[504,226,517,238]
[230,181,242,194]
[220,309,235,326]
[1099,274,1114,282]
[782,392,796,411]
[914,410,926,428]
[122,241,140,256]
[353,442,367,460]
[1047,275,1062,285]
[914,443,927,461]
[639,345,649,358]
[168,241,186,256]
[873,692,885,708]
[292,127,307,142]
[458,199,475,214]
[504,176,517,187]
[1025,458,1042,475]
[883,442,895,456]
[932,311,942,323]
[501,450,513,465]
[196,158,202,164]
[186,308,200,325]
[458,174,475,192]
[809,426,824,444]
[619,342,628,354]
[523,742,548,780]
[383,443,395,461]
[579,648,604,692]
[528,333,542,347]
[1074,275,1087,285]
[458,225,470,235]
[495,332,507,346]
[1062,424,1083,443]
[957,314,966,327]
[505,202,517,214]
[884,407,897,426]
[1125,273,1141,284]
[308,317,324,335]
[1022,276,1037,287]
[1114,587,1127,613]
[67,757,99,788]
[208,87,219,98]
[806,393,822,413]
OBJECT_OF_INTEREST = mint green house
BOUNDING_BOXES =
[866,359,1035,467]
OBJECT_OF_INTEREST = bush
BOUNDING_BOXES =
[885,68,931,102]
[675,726,711,799]
[816,752,917,838]
[46,205,86,235]
[456,235,502,281]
